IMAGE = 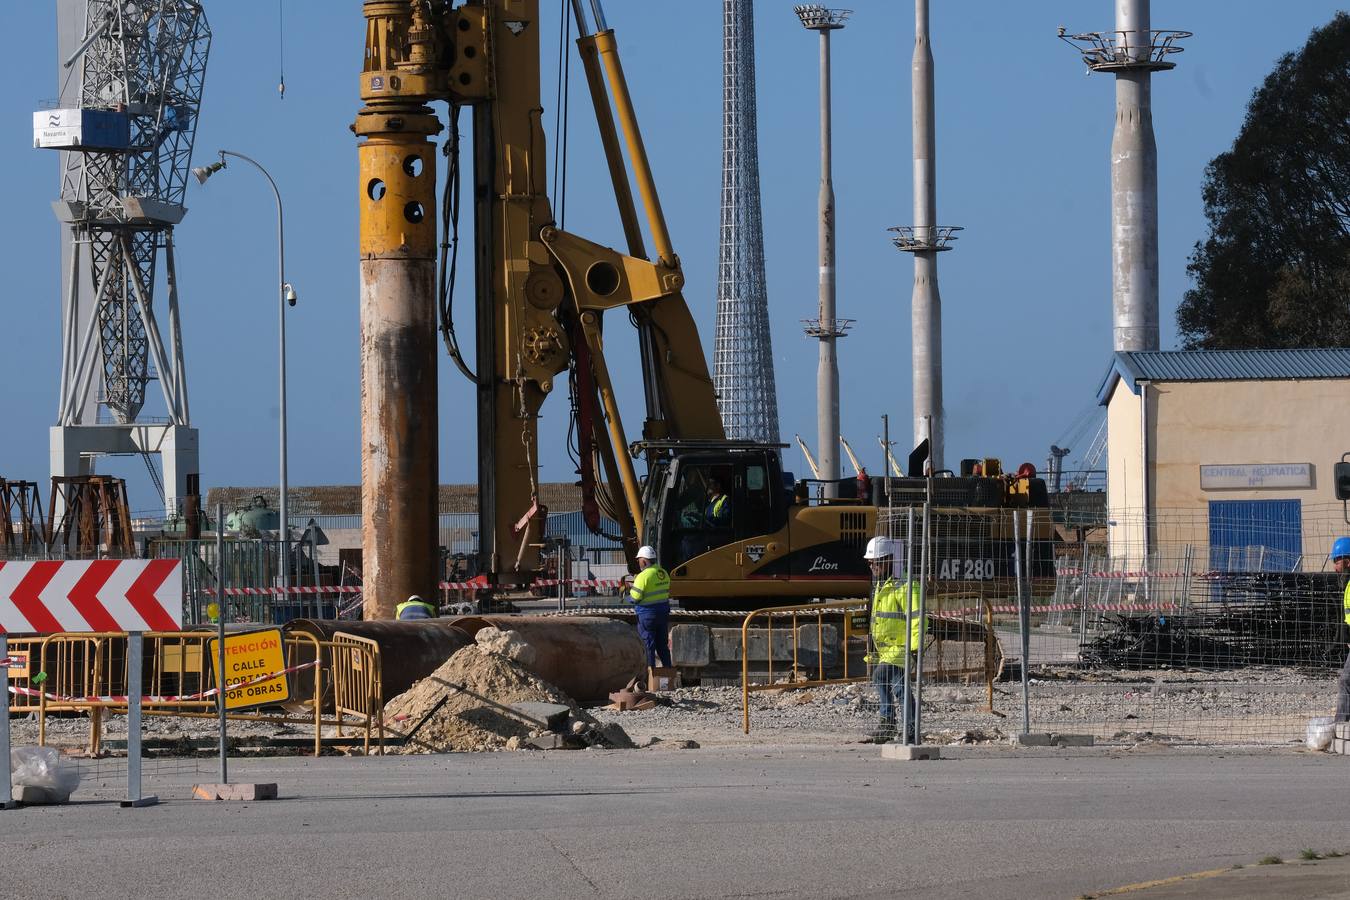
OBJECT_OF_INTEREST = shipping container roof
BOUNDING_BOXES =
[1097,348,1350,405]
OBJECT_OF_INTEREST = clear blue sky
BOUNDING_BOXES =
[3,1,1343,514]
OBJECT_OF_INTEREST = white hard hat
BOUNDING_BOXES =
[636,545,658,560]
[407,594,426,603]
[863,537,894,560]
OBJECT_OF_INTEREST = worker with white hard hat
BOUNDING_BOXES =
[863,536,925,743]
[627,545,673,668]
[395,594,436,621]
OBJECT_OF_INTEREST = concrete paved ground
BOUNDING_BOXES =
[2,744,1347,899]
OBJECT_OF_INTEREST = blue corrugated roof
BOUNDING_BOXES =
[1097,348,1350,405]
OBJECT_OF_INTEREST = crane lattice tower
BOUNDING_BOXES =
[713,0,781,443]
[43,0,210,516]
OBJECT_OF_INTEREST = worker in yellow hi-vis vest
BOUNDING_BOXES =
[863,537,925,744]
[627,545,672,668]
[1332,537,1350,723]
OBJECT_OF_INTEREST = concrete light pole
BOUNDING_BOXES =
[1060,1,1189,352]
[795,5,853,494]
[891,0,960,474]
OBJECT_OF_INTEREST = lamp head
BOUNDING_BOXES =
[192,158,226,185]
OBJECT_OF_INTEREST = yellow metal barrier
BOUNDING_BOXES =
[329,631,385,756]
[741,600,869,734]
[740,597,1002,734]
[5,629,383,758]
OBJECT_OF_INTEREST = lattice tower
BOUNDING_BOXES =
[713,0,780,443]
[57,0,209,424]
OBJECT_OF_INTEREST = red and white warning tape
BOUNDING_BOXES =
[6,659,318,705]
[1055,568,1223,580]
[940,601,1179,618]
[201,577,628,596]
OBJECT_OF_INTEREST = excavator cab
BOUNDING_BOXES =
[637,441,874,606]
[640,442,791,579]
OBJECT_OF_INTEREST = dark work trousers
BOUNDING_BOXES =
[635,602,673,668]
[1336,646,1350,723]
[873,660,919,742]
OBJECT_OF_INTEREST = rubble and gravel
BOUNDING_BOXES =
[594,666,1340,749]
[381,643,633,753]
[9,664,1340,755]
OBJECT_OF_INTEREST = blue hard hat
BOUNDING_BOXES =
[1333,537,1350,561]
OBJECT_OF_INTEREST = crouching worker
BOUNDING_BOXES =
[627,545,673,668]
[396,594,437,621]
[863,537,925,744]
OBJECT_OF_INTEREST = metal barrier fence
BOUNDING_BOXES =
[4,629,385,758]
[739,503,1348,746]
[740,598,1000,734]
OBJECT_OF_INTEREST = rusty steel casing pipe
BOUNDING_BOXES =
[449,615,646,703]
[356,118,441,619]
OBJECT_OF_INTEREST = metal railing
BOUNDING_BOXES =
[4,629,384,757]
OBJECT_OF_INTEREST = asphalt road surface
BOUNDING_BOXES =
[2,743,1347,899]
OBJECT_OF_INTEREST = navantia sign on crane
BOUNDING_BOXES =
[0,559,182,634]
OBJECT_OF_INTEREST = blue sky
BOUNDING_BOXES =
[3,1,1344,514]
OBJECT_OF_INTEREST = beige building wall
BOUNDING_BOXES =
[1107,376,1347,570]
[1105,380,1145,566]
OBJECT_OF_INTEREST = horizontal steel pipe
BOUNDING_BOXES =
[449,615,645,703]
[286,619,475,702]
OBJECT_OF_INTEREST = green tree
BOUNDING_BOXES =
[1177,13,1350,349]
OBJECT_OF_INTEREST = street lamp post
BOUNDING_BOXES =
[193,150,294,593]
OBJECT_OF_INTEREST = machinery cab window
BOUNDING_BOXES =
[656,451,789,568]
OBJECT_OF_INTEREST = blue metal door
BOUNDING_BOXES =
[1207,499,1303,572]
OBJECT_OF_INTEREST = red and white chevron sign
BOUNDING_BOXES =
[0,559,182,635]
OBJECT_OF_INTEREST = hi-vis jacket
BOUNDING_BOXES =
[629,565,671,607]
[870,576,925,665]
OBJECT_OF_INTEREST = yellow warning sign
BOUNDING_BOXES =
[208,629,290,710]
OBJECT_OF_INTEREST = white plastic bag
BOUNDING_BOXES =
[10,746,81,802]
[1305,716,1334,751]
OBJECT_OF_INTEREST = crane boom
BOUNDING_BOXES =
[839,436,864,476]
[879,436,904,478]
[794,434,821,479]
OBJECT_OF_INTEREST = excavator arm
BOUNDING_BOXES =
[356,0,721,608]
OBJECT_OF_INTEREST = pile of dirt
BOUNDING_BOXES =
[383,641,633,753]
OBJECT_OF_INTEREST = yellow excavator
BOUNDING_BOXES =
[355,0,1052,612]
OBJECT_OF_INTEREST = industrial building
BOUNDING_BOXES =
[1098,348,1350,570]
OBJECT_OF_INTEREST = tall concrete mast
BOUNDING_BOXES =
[1060,1,1189,352]
[891,0,959,472]
[795,5,852,492]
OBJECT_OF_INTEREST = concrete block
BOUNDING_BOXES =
[880,743,941,761]
[1051,733,1095,747]
[508,702,570,732]
[192,783,278,801]
[1335,722,1350,741]
[711,627,795,663]
[526,733,570,751]
[794,624,840,667]
[1331,738,1346,755]
[670,624,711,667]
[1017,733,1054,746]
[15,785,72,805]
